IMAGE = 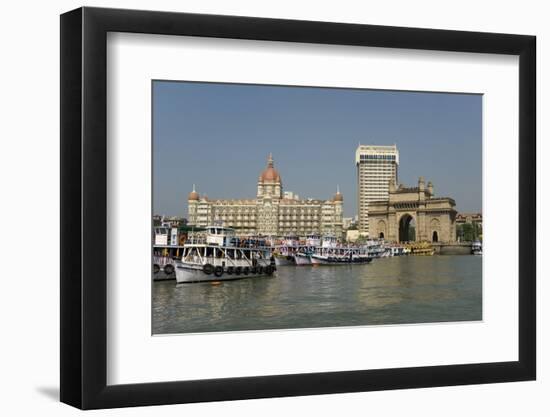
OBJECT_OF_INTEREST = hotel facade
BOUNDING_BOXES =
[188,155,344,237]
[355,144,399,236]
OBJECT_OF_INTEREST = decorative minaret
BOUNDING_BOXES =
[418,176,426,201]
[427,181,434,196]
[333,185,344,237]
[187,184,200,225]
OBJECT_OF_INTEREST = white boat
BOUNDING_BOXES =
[290,234,322,265]
[391,246,405,256]
[294,251,312,265]
[309,236,373,265]
[310,248,373,265]
[273,235,299,266]
[274,252,296,266]
[362,240,387,258]
[472,240,482,255]
[174,226,275,283]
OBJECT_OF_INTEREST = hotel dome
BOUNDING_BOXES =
[259,154,281,183]
[188,184,199,201]
[333,185,343,202]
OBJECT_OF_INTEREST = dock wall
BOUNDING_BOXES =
[433,242,472,255]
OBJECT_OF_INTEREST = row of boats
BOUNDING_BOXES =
[167,226,407,284]
[273,235,387,266]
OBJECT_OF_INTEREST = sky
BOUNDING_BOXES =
[153,81,482,218]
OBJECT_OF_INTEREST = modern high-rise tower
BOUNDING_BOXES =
[355,144,399,236]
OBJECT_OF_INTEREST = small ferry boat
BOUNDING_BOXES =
[309,236,373,265]
[174,226,275,283]
[294,251,313,265]
[363,240,387,258]
[388,245,407,256]
[291,234,322,265]
[273,235,299,266]
[472,240,482,255]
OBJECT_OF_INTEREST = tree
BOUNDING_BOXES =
[472,222,481,240]
[460,223,475,242]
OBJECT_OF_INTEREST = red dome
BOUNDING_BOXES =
[259,154,281,183]
[188,185,199,201]
[333,185,343,202]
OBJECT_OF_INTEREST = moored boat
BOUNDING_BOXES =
[309,248,373,265]
[294,251,313,265]
[273,235,299,266]
[174,226,275,283]
[471,240,482,255]
[291,234,322,265]
[309,236,373,265]
[273,253,296,266]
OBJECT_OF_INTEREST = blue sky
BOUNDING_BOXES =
[153,81,482,218]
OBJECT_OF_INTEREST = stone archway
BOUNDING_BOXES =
[430,218,441,243]
[399,214,416,242]
[376,220,387,240]
[366,179,457,242]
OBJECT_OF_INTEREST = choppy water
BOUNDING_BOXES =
[152,255,482,334]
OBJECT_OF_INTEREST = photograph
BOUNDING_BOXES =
[151,80,483,335]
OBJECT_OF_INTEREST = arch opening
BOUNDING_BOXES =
[399,214,416,242]
[379,232,384,239]
[432,230,439,242]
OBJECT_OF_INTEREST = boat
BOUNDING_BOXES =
[273,252,296,266]
[294,251,313,265]
[173,226,276,283]
[309,236,373,265]
[273,235,299,266]
[289,234,321,265]
[388,245,407,256]
[309,247,373,265]
[363,240,387,258]
[472,240,482,255]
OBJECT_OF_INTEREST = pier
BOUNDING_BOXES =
[432,242,472,255]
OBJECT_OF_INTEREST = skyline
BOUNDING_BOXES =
[153,81,482,218]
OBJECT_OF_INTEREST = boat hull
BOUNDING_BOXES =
[293,254,311,265]
[274,255,296,266]
[310,255,372,265]
[175,262,274,283]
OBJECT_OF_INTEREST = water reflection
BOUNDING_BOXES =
[153,255,482,334]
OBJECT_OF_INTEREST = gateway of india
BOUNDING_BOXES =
[356,144,457,243]
[187,154,344,237]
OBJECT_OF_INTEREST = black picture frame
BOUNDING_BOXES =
[60,6,536,410]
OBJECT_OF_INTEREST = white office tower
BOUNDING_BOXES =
[355,144,399,236]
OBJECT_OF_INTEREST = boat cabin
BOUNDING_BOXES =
[305,234,321,246]
[321,235,338,248]
[282,235,299,247]
[206,226,236,246]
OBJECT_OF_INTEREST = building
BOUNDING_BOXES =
[355,144,399,236]
[346,229,360,242]
[367,177,457,243]
[342,217,354,230]
[456,212,483,241]
[188,154,343,237]
[283,191,300,200]
[456,213,482,227]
